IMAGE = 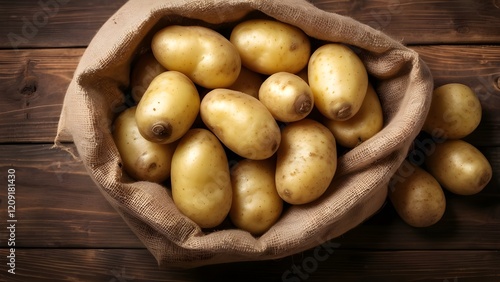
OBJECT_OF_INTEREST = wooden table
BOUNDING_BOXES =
[1,0,499,281]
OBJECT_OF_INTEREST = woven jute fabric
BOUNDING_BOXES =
[54,0,433,268]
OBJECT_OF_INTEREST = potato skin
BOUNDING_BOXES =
[423,83,482,139]
[152,25,241,88]
[112,107,175,183]
[308,43,368,121]
[135,71,200,144]
[200,89,281,160]
[276,119,337,205]
[227,66,264,99]
[389,161,446,228]
[323,83,383,148]
[230,19,310,75]
[258,72,314,122]
[130,52,166,103]
[229,158,283,235]
[425,140,492,195]
[171,128,232,228]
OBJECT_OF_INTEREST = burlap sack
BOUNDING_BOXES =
[54,0,433,268]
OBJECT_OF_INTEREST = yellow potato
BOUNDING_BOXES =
[276,119,337,205]
[112,107,175,183]
[308,43,368,121]
[258,72,314,122]
[323,83,383,148]
[227,66,265,99]
[200,89,281,160]
[135,71,200,144]
[425,139,492,195]
[229,158,283,235]
[171,128,232,228]
[129,52,166,103]
[423,83,482,139]
[152,25,241,88]
[230,19,311,75]
[388,161,446,228]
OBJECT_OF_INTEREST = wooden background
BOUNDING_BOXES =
[0,0,499,281]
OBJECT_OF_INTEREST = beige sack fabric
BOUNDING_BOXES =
[54,0,433,268]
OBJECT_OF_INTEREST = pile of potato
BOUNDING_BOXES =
[389,83,493,227]
[113,18,492,234]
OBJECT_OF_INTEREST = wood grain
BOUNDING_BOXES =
[0,46,499,144]
[0,248,499,281]
[0,144,498,249]
[1,0,499,48]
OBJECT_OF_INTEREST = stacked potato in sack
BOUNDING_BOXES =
[113,18,491,234]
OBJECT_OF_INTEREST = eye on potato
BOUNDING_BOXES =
[230,19,311,75]
[200,88,281,160]
[258,72,314,122]
[323,83,384,148]
[389,161,446,228]
[423,83,482,140]
[229,158,283,235]
[135,71,200,144]
[276,119,337,205]
[152,25,241,89]
[112,106,175,183]
[425,139,492,196]
[171,128,233,229]
[308,43,369,121]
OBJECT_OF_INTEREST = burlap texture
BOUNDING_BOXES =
[54,0,433,268]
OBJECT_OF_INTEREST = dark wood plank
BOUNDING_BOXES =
[315,0,500,45]
[0,248,499,281]
[1,45,499,144]
[0,0,127,49]
[1,0,499,48]
[0,144,142,248]
[0,144,498,249]
[0,48,83,143]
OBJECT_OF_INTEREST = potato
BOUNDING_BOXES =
[152,25,241,88]
[171,128,232,228]
[230,19,310,75]
[135,71,200,144]
[308,43,368,121]
[423,83,482,139]
[388,161,446,228]
[227,66,264,99]
[276,119,337,205]
[200,89,281,160]
[229,158,283,235]
[425,139,492,195]
[258,72,314,122]
[323,83,383,148]
[112,107,175,183]
[130,52,166,103]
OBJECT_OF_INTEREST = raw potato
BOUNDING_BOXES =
[112,107,175,183]
[423,83,482,139]
[259,72,314,122]
[230,19,311,75]
[227,67,264,99]
[389,161,446,228]
[308,43,369,121]
[323,83,383,148]
[152,25,241,88]
[171,128,232,228]
[229,158,283,235]
[129,52,166,103]
[425,140,492,195]
[276,119,337,205]
[135,71,200,144]
[200,89,281,160]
